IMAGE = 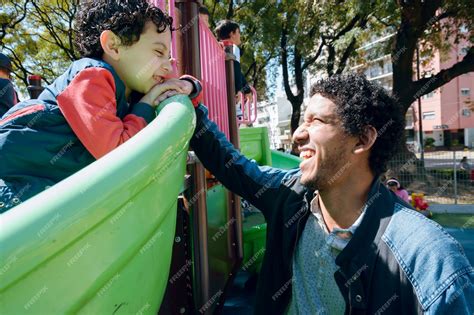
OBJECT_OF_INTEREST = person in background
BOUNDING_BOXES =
[460,156,471,171]
[0,53,18,117]
[460,156,474,182]
[214,20,251,97]
[386,177,410,204]
[198,5,210,28]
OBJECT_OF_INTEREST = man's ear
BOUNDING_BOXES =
[353,125,377,154]
[100,30,121,61]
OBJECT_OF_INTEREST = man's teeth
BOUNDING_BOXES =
[299,150,315,160]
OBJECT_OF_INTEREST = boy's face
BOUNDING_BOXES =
[199,13,210,28]
[114,21,172,96]
[0,68,11,80]
[230,28,241,46]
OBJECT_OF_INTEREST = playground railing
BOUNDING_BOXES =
[199,19,230,139]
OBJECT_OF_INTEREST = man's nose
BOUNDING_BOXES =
[292,124,309,146]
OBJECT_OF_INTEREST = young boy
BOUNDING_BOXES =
[215,20,251,96]
[0,0,202,213]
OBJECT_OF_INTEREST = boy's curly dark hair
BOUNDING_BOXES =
[75,0,173,58]
[310,74,405,175]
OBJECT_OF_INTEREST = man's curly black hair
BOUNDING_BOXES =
[75,0,173,58]
[310,73,405,175]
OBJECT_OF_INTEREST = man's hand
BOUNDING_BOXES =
[140,79,194,107]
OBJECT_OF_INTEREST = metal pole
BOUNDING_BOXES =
[175,0,202,78]
[223,44,243,262]
[224,43,239,148]
[175,1,210,313]
[191,161,211,312]
[453,151,458,204]
[416,46,424,165]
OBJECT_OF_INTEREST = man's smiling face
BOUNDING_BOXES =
[293,94,358,190]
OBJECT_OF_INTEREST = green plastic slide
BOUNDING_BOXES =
[0,95,196,314]
[239,127,301,273]
[271,149,301,170]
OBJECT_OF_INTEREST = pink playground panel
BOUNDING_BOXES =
[150,0,230,138]
[198,19,230,138]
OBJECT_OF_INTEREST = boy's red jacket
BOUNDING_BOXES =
[0,58,201,209]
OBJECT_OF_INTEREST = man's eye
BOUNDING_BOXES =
[155,50,164,56]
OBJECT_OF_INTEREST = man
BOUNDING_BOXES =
[0,53,18,117]
[190,74,473,314]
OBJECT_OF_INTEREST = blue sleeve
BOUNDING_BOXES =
[428,270,474,314]
[190,104,297,217]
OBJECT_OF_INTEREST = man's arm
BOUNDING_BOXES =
[430,270,474,314]
[190,104,298,215]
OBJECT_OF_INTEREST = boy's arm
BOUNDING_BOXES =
[233,61,251,94]
[57,67,155,159]
[190,104,297,214]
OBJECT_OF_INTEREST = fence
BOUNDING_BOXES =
[387,151,474,205]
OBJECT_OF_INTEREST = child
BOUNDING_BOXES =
[386,178,410,204]
[0,0,202,213]
[215,20,251,96]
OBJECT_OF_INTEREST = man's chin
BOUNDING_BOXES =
[300,173,318,190]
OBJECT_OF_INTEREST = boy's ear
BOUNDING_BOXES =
[100,30,121,61]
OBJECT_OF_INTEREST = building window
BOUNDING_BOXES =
[422,91,434,99]
[462,109,471,117]
[461,88,470,96]
[422,111,435,120]
[383,62,392,74]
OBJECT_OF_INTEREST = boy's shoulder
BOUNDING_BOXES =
[51,57,125,97]
[67,58,117,79]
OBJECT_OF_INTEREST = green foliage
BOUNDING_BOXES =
[2,0,472,108]
[428,168,471,180]
[424,137,436,147]
[202,0,281,100]
[1,0,78,96]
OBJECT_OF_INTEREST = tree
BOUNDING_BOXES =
[0,0,78,95]
[203,0,280,101]
[279,0,373,134]
[388,0,474,111]
[204,0,374,132]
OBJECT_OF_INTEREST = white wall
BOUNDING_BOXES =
[465,128,474,148]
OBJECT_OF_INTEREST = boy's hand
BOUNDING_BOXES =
[140,79,193,107]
